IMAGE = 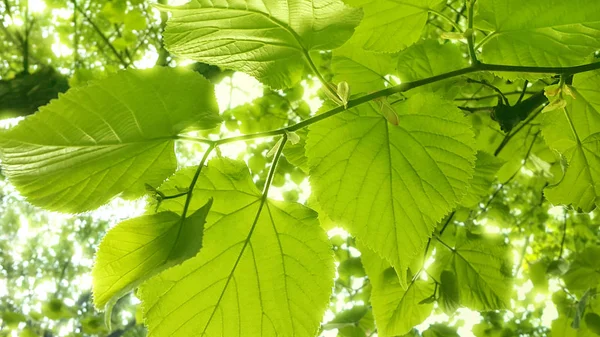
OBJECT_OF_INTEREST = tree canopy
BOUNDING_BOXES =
[1,0,600,337]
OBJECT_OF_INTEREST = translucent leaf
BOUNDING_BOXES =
[434,233,513,310]
[160,0,362,88]
[331,38,398,94]
[0,68,221,213]
[541,70,600,212]
[552,317,597,337]
[477,0,600,68]
[139,157,334,337]
[306,93,476,284]
[460,151,505,208]
[438,270,460,315]
[422,324,460,337]
[92,199,213,308]
[124,9,147,31]
[563,247,600,293]
[396,40,468,97]
[346,0,444,52]
[359,243,434,337]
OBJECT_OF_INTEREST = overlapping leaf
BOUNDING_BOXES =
[344,0,444,53]
[139,157,334,337]
[160,0,362,88]
[460,151,505,208]
[359,243,434,337]
[0,68,221,213]
[92,199,213,308]
[541,71,600,211]
[331,38,398,94]
[306,93,476,284]
[396,40,467,97]
[563,246,600,293]
[433,232,513,311]
[477,0,600,68]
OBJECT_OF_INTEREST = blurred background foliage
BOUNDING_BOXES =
[1,0,600,337]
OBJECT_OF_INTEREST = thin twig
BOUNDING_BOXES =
[73,1,129,67]
[559,209,567,258]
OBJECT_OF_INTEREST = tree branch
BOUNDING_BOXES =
[73,1,129,68]
[178,61,600,146]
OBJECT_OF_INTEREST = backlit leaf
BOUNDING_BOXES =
[541,70,600,211]
[434,232,513,310]
[0,68,221,213]
[306,93,476,284]
[160,0,362,88]
[92,199,213,308]
[477,0,600,68]
[139,157,334,337]
[345,0,444,52]
[359,243,434,337]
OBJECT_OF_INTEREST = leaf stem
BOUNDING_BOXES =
[516,80,529,104]
[438,211,456,235]
[454,91,538,101]
[180,143,215,220]
[559,208,567,258]
[475,31,496,50]
[466,0,479,65]
[428,8,463,32]
[466,78,509,105]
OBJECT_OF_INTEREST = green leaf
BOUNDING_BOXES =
[438,270,460,315]
[331,38,398,94]
[0,68,221,213]
[323,306,369,330]
[396,40,468,97]
[41,298,73,320]
[552,317,597,337]
[306,93,476,284]
[586,313,600,335]
[477,0,600,68]
[541,70,600,212]
[282,128,309,173]
[92,198,213,308]
[528,260,550,292]
[434,233,513,310]
[422,324,460,337]
[563,247,600,293]
[460,151,505,208]
[160,0,362,88]
[124,9,147,31]
[346,0,444,52]
[0,311,27,329]
[139,157,334,337]
[359,243,434,337]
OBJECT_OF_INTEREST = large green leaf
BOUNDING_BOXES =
[331,37,398,94]
[541,71,600,212]
[396,40,468,97]
[160,0,362,88]
[0,68,221,213]
[433,232,513,310]
[460,151,505,208]
[345,0,444,53]
[563,246,600,293]
[306,93,476,284]
[139,157,334,337]
[552,317,597,337]
[92,199,213,308]
[359,243,434,337]
[477,0,600,67]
